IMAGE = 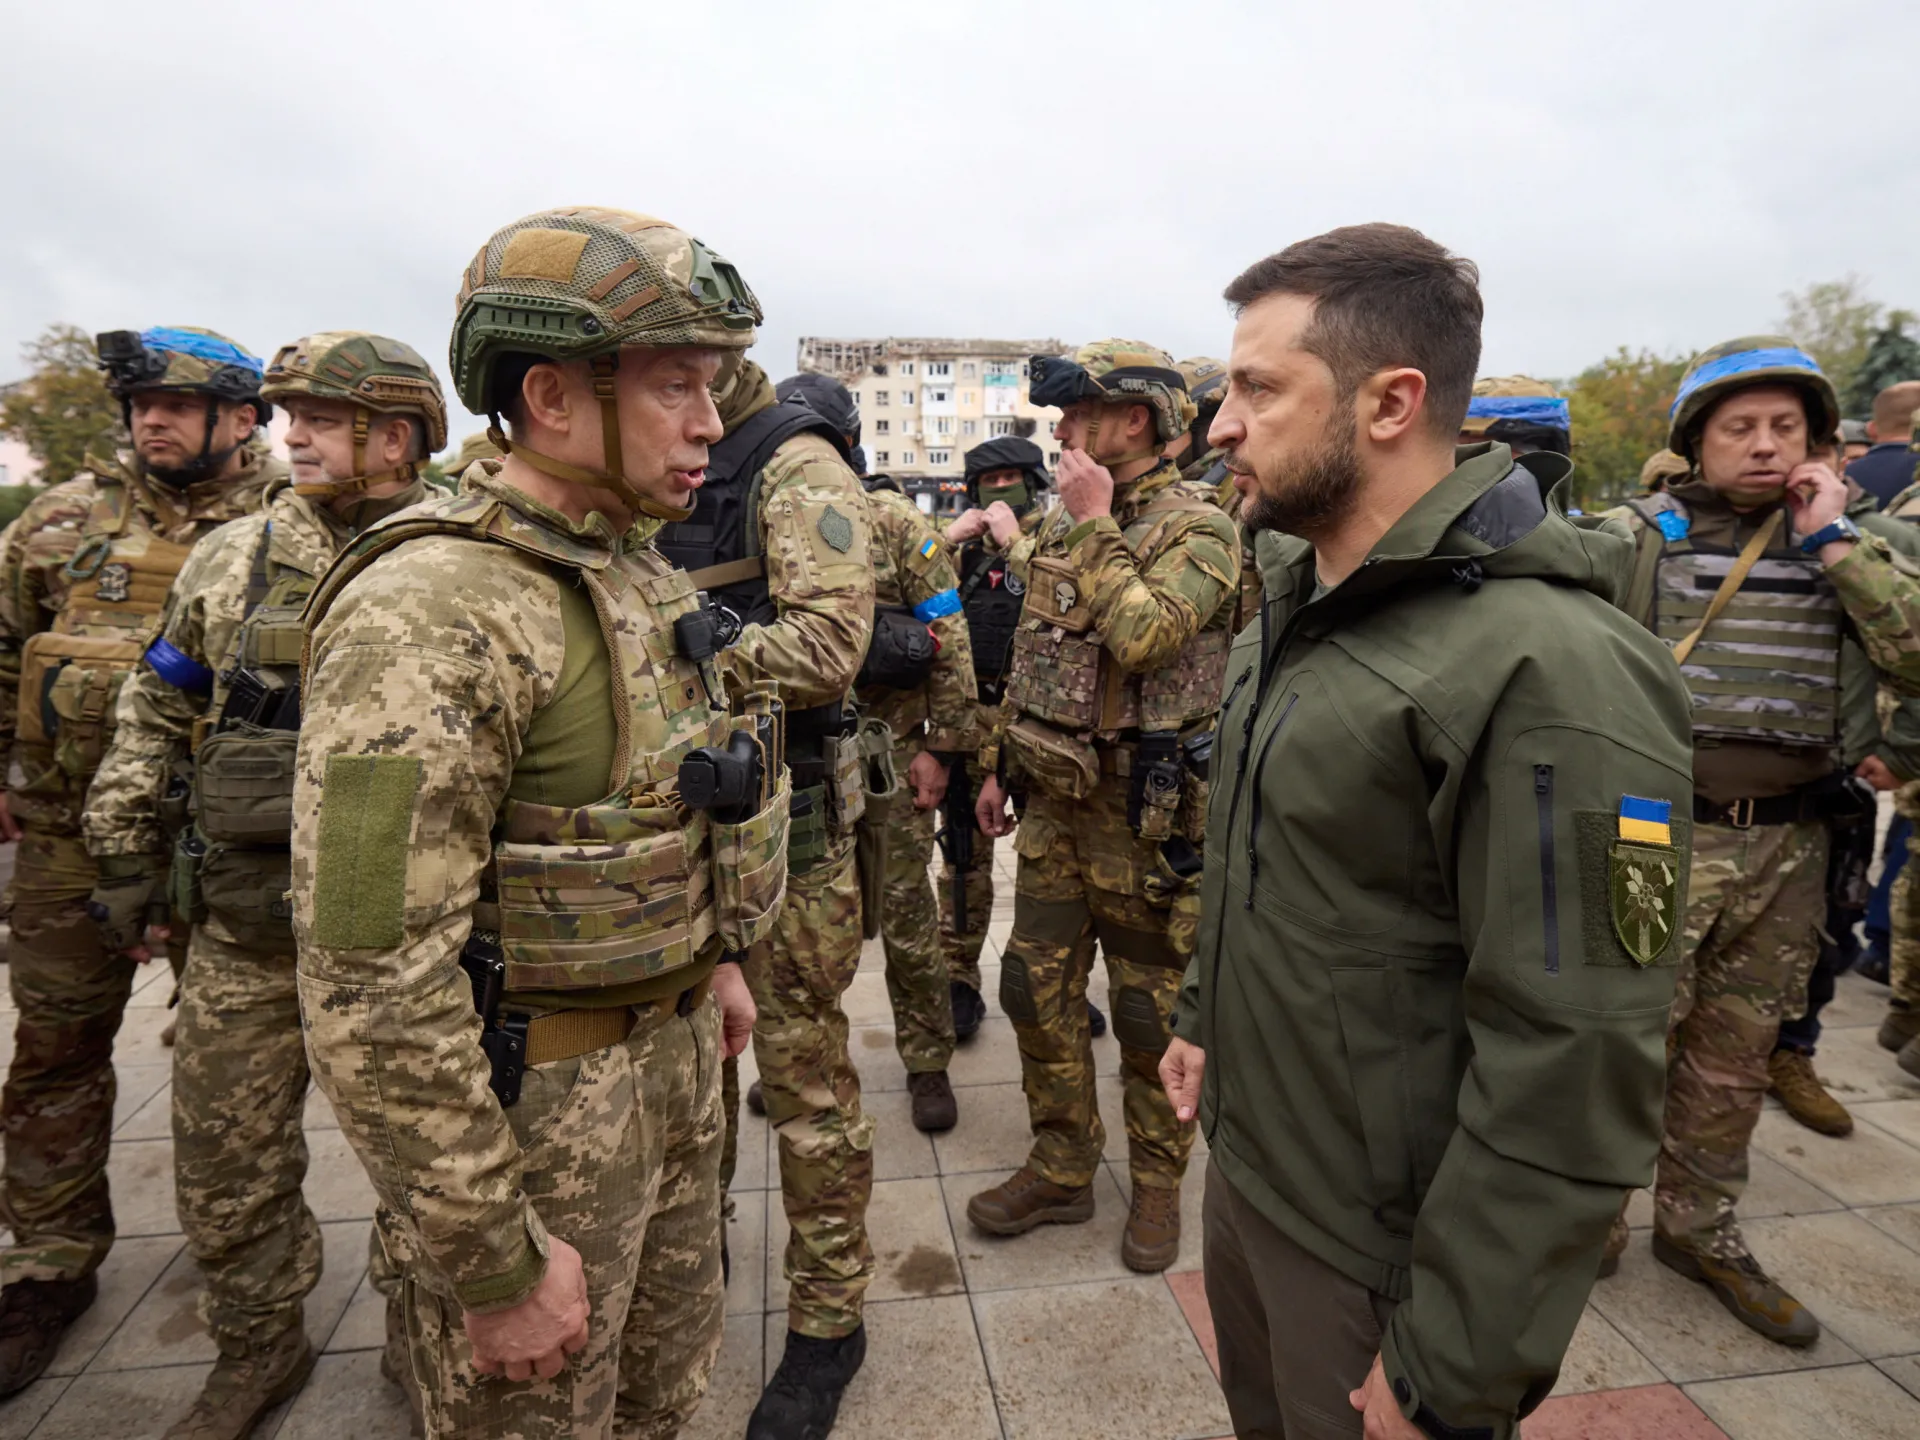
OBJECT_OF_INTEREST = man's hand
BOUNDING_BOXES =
[1857,755,1901,792]
[907,749,949,811]
[975,774,1015,838]
[0,792,19,844]
[126,922,172,966]
[1785,460,1849,538]
[712,962,756,1059]
[945,507,990,543]
[1056,448,1114,525]
[464,1235,591,1382]
[1348,1355,1424,1439]
[983,501,1021,547]
[1159,1036,1206,1124]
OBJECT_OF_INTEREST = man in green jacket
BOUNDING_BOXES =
[1160,223,1696,1440]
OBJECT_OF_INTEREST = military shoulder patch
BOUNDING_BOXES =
[1610,841,1678,966]
[817,505,854,554]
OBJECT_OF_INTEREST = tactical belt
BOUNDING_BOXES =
[523,976,713,1067]
[1693,788,1853,829]
[1096,736,1146,777]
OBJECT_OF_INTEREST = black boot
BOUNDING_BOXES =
[949,981,986,1042]
[747,1326,867,1440]
[0,1276,97,1397]
[1087,1001,1107,1039]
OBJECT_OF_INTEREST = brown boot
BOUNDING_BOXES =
[1878,1002,1920,1053]
[1652,1233,1819,1347]
[966,1167,1095,1236]
[164,1328,315,1440]
[379,1291,423,1438]
[1900,1035,1920,1082]
[907,1072,958,1132]
[1597,1212,1630,1279]
[1768,1050,1853,1137]
[1121,1182,1182,1272]
[0,1275,97,1397]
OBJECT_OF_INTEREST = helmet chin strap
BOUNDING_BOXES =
[141,392,246,488]
[1083,406,1160,472]
[485,354,694,523]
[291,406,421,500]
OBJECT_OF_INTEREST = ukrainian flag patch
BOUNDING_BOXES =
[1617,795,1672,846]
[918,537,939,560]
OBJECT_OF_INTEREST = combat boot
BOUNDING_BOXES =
[747,1326,866,1440]
[1121,1182,1182,1272]
[1899,1035,1920,1082]
[747,1078,766,1116]
[907,1071,958,1132]
[1087,1000,1107,1039]
[1651,1233,1820,1347]
[379,1291,423,1438]
[967,1166,1096,1235]
[1768,1050,1854,1137]
[164,1327,314,1439]
[949,981,986,1042]
[1879,1002,1920,1054]
[1597,1212,1630,1279]
[0,1275,97,1396]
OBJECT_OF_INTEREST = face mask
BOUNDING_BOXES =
[983,480,1031,515]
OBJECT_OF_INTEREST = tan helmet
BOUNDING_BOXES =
[1667,336,1839,462]
[1639,448,1692,492]
[450,206,761,517]
[1029,339,1195,464]
[447,429,505,476]
[263,332,448,499]
[1460,375,1571,456]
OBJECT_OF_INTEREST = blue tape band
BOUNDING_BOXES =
[1655,510,1691,543]
[912,589,962,622]
[144,636,215,694]
[1619,795,1672,824]
[1464,396,1570,429]
[140,327,264,377]
[1670,346,1820,417]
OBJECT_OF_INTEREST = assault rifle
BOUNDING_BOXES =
[934,755,974,932]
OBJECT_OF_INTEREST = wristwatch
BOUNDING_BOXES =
[1800,516,1861,555]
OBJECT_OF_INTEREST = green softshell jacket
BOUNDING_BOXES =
[1174,444,1694,1439]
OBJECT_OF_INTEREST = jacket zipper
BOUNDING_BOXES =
[1534,763,1560,976]
[1243,692,1299,908]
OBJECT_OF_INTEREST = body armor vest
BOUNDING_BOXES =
[306,491,783,993]
[1005,481,1233,741]
[15,479,197,826]
[957,538,1026,706]
[1627,493,1844,751]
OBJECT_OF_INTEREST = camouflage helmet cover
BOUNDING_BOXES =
[1177,356,1229,412]
[450,206,762,417]
[96,325,269,421]
[1030,339,1197,442]
[1459,375,1568,436]
[263,331,449,454]
[1667,335,1840,462]
[449,430,504,472]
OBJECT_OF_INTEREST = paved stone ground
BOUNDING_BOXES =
[0,835,1918,1438]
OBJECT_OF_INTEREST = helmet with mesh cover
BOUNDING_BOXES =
[449,206,762,516]
[1667,336,1839,462]
[1029,339,1195,466]
[264,332,448,499]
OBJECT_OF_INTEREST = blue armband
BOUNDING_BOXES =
[913,588,962,622]
[144,637,215,694]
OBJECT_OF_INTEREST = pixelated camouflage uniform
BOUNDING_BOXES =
[1877,482,1920,1011]
[857,479,975,1073]
[697,361,878,1341]
[1609,476,1920,1257]
[295,468,780,1436]
[0,446,278,1286]
[984,454,1238,1194]
[84,476,426,1356]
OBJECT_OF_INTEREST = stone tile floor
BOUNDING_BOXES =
[0,836,1917,1437]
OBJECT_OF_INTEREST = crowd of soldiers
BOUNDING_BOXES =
[0,202,1914,1440]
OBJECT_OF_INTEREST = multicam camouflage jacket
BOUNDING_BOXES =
[857,483,975,752]
[293,468,780,1313]
[0,446,281,829]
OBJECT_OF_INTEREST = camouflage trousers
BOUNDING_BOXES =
[403,995,726,1439]
[1002,783,1197,1193]
[937,835,995,995]
[743,832,874,1339]
[1891,783,1920,1008]
[878,736,956,1074]
[172,929,322,1353]
[1656,819,1825,1257]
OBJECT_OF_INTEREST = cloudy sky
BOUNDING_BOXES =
[6,0,1916,442]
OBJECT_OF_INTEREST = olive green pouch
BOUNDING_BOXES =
[202,846,295,950]
[194,725,298,846]
[853,720,898,940]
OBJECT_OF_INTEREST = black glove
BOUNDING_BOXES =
[86,855,168,953]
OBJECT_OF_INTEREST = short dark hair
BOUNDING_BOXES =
[1223,223,1483,437]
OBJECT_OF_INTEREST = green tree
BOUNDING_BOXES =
[1778,276,1882,406]
[1844,310,1920,419]
[0,324,123,487]
[0,486,39,530]
[1565,348,1692,508]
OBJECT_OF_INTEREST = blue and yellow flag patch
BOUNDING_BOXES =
[1617,795,1672,846]
[918,537,939,560]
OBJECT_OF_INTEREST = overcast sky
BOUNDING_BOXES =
[6,0,1917,444]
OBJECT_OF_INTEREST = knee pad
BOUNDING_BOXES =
[1000,954,1039,1025]
[1112,984,1170,1055]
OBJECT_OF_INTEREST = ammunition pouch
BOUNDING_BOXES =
[823,729,866,836]
[195,725,297,847]
[857,606,939,691]
[1179,730,1213,843]
[17,631,143,784]
[1128,732,1183,841]
[170,828,209,925]
[788,783,831,873]
[853,720,899,940]
[1002,717,1099,801]
[200,844,295,950]
[712,770,792,954]
[158,760,194,841]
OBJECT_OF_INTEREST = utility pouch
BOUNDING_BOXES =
[858,607,939,690]
[1002,716,1099,801]
[712,770,791,953]
[200,844,294,950]
[1128,732,1183,841]
[822,726,867,835]
[171,827,209,925]
[194,725,298,847]
[788,783,831,874]
[853,720,899,940]
[1179,730,1213,843]
[158,760,195,840]
[18,631,143,779]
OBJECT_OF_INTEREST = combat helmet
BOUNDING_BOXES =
[1177,356,1229,452]
[1668,336,1839,462]
[94,326,269,481]
[449,206,762,518]
[962,435,1049,514]
[262,332,448,499]
[1460,375,1571,457]
[775,373,859,448]
[1029,339,1196,464]
[1639,448,1692,493]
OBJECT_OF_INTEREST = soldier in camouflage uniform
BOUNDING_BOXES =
[83,332,446,1438]
[1876,478,1920,1077]
[656,358,877,1440]
[294,208,779,1438]
[1599,338,1920,1346]
[967,341,1238,1273]
[1173,357,1261,636]
[0,328,281,1396]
